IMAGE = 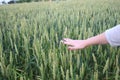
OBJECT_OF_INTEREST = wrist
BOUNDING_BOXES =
[83,39,90,48]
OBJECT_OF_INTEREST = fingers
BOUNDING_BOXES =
[61,38,77,50]
[63,41,72,45]
[62,38,73,45]
[60,38,73,45]
[63,38,73,42]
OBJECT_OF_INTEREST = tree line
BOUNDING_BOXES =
[19,0,65,2]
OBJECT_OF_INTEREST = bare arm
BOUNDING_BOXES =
[62,25,120,50]
[62,32,108,50]
[85,32,108,47]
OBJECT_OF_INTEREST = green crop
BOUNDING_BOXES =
[0,0,120,80]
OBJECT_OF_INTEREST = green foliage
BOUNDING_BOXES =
[0,0,120,80]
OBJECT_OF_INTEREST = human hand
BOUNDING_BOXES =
[61,38,87,50]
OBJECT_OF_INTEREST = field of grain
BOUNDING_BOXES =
[0,0,120,80]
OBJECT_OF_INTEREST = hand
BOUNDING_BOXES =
[61,38,87,50]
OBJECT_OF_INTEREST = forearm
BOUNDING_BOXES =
[63,25,120,50]
[85,33,108,47]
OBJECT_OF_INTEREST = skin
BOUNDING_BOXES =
[62,32,109,50]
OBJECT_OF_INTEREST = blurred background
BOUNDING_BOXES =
[0,0,66,5]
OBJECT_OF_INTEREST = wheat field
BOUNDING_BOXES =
[0,0,120,80]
